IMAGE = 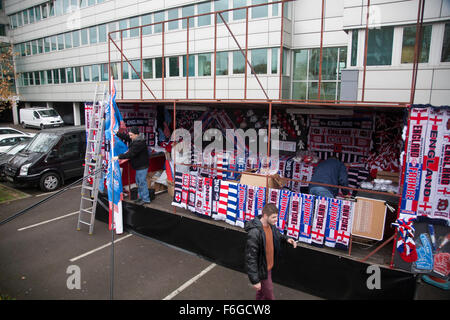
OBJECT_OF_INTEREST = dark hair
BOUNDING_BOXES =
[262,203,278,217]
[129,126,139,134]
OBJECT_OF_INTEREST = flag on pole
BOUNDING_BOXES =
[104,78,128,234]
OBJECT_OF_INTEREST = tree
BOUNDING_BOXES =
[0,43,19,113]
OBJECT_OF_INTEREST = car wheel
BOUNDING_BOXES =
[40,124,45,130]
[21,122,26,128]
[39,172,61,192]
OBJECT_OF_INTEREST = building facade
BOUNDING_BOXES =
[4,0,450,125]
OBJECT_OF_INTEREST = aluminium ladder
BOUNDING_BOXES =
[77,83,108,234]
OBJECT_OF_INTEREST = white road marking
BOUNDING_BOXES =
[163,263,217,300]
[69,234,133,262]
[17,211,79,231]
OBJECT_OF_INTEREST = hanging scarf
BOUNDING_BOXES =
[311,196,329,246]
[276,190,291,233]
[335,199,354,249]
[324,198,342,248]
[299,193,315,244]
[226,182,239,226]
[286,192,301,239]
[172,171,184,208]
[202,177,213,217]
[236,184,247,228]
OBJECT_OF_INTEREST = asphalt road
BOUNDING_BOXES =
[0,183,320,301]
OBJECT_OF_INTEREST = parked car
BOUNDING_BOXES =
[4,126,86,192]
[19,107,64,129]
[0,139,30,181]
[0,134,33,153]
[0,127,34,136]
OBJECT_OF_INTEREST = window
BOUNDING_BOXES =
[441,23,450,62]
[44,37,51,53]
[108,22,117,40]
[142,15,152,35]
[292,47,347,100]
[401,25,432,63]
[62,0,70,14]
[252,0,268,19]
[35,6,41,21]
[67,67,74,83]
[182,5,195,29]
[168,9,179,30]
[251,48,267,74]
[65,32,72,49]
[37,39,43,54]
[26,42,31,55]
[53,69,60,84]
[367,27,394,66]
[271,48,278,74]
[101,64,109,81]
[233,51,245,74]
[215,0,228,24]
[40,71,47,85]
[198,2,211,27]
[34,71,40,85]
[169,57,180,77]
[89,26,98,44]
[60,68,66,83]
[155,57,165,78]
[72,30,80,47]
[98,24,107,43]
[351,30,358,66]
[81,29,88,45]
[110,62,119,80]
[154,11,164,33]
[198,53,211,76]
[83,66,91,81]
[32,41,38,55]
[28,8,35,23]
[119,19,129,38]
[22,10,28,25]
[233,0,246,21]
[121,62,129,80]
[57,34,64,50]
[216,52,228,75]
[91,65,100,81]
[130,60,141,79]
[41,3,48,19]
[47,70,53,84]
[143,59,153,78]
[29,72,34,85]
[60,134,79,159]
[74,67,82,82]
[51,36,57,51]
[129,18,139,37]
[183,55,195,77]
[49,1,55,16]
[55,0,63,16]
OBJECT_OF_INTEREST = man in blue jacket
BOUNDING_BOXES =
[308,157,349,198]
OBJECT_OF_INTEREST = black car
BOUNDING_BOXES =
[4,126,86,192]
[0,139,31,181]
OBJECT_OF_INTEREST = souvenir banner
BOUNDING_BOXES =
[215,180,229,221]
[336,200,354,249]
[226,182,239,226]
[181,173,190,209]
[202,177,213,217]
[187,174,197,212]
[276,190,291,233]
[172,171,184,208]
[236,184,247,228]
[255,187,266,216]
[299,193,315,244]
[325,198,342,248]
[268,188,281,207]
[245,185,258,221]
[311,196,329,246]
[286,192,302,239]
[195,175,205,216]
[211,178,221,218]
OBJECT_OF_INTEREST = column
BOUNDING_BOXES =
[11,100,19,125]
[73,102,81,126]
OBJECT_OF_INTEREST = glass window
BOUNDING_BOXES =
[216,51,228,75]
[98,24,107,43]
[60,68,66,83]
[53,69,60,84]
[34,71,40,85]
[26,42,32,56]
[35,6,41,21]
[121,62,129,80]
[89,26,98,44]
[55,0,63,16]
[251,48,267,74]
[75,67,81,82]
[129,17,139,38]
[183,55,195,77]
[80,0,87,8]
[28,8,35,23]
[81,29,88,45]
[91,65,100,81]
[292,82,307,100]
[16,13,23,27]
[65,32,72,49]
[22,10,28,25]
[130,60,141,79]
[67,67,74,83]
[88,0,95,5]
[351,30,358,66]
[101,64,109,81]
[111,62,119,80]
[141,15,152,35]
[51,36,57,51]
[57,34,64,50]
[72,30,80,47]
[443,23,450,62]
[182,5,195,29]
[29,72,34,85]
[37,39,44,54]
[83,66,91,81]
[252,0,268,19]
[47,70,53,84]
[215,0,228,24]
[233,0,246,21]
[20,43,26,56]
[119,19,128,38]
[367,27,394,66]
[271,48,278,74]
[49,1,55,16]
[154,11,164,33]
[63,0,70,14]
[41,3,48,19]
[168,8,179,31]
[401,25,432,64]
[155,57,164,78]
[233,51,245,74]
[198,2,211,27]
[169,57,180,77]
[143,59,153,78]
[198,53,211,76]
[32,40,38,55]
[272,0,279,16]
[44,37,51,53]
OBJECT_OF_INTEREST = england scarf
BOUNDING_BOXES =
[187,174,197,212]
[401,107,429,219]
[211,178,221,218]
[181,173,190,209]
[226,182,239,226]
[202,177,213,217]
[276,190,291,233]
[268,188,281,207]
[324,198,342,248]
[311,196,329,246]
[172,171,184,208]
[291,161,302,192]
[286,192,302,240]
[255,187,266,216]
[215,180,229,221]
[236,184,247,228]
[336,199,354,249]
[299,193,315,244]
[245,185,258,221]
[195,175,205,215]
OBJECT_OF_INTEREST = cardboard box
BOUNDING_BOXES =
[147,170,168,192]
[239,171,285,189]
[351,197,387,241]
[376,171,400,183]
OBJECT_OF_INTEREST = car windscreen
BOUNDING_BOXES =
[5,140,29,155]
[22,133,60,153]
[38,109,58,117]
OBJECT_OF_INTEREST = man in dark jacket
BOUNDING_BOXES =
[245,203,297,300]
[309,157,349,198]
[113,126,150,204]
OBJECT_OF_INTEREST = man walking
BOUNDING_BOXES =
[113,126,150,204]
[245,203,297,300]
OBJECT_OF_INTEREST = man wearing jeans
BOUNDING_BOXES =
[309,157,349,198]
[113,127,150,204]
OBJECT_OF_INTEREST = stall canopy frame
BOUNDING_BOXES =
[107,0,427,269]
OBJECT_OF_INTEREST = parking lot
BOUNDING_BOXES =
[0,181,320,301]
